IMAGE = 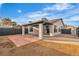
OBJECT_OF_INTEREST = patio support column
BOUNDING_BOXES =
[71,28,77,36]
[49,25,53,36]
[22,26,25,35]
[49,25,54,36]
[28,26,30,34]
[39,23,43,39]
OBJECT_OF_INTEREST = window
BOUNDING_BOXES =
[44,25,49,34]
[46,26,49,29]
[54,25,57,33]
[46,26,49,34]
[61,26,63,29]
[58,27,61,32]
[30,27,33,32]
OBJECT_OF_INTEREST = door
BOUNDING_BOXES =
[46,26,50,34]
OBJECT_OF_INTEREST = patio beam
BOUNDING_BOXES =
[39,23,43,39]
[22,26,25,35]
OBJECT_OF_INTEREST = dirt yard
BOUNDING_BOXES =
[0,35,79,56]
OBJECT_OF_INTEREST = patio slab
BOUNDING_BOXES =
[7,35,39,47]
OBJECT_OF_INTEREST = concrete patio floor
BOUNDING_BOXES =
[7,35,39,47]
[7,34,79,47]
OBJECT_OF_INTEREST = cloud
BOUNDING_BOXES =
[14,11,50,24]
[65,16,79,21]
[28,12,49,18]
[15,4,76,24]
[18,10,22,13]
[12,17,28,25]
[43,3,74,11]
[14,3,78,26]
[23,11,49,21]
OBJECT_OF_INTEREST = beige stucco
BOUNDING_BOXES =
[51,20,64,36]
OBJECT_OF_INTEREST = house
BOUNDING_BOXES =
[0,17,16,27]
[22,18,64,39]
[64,25,77,35]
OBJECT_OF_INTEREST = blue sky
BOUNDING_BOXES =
[0,3,79,26]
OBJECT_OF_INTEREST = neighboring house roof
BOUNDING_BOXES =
[23,18,64,26]
[65,25,78,29]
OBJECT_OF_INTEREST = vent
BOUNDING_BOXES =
[29,21,32,23]
[41,18,48,21]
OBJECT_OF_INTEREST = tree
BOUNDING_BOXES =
[2,18,11,25]
[12,21,17,26]
[1,18,17,26]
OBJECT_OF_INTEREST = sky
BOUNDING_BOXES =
[0,3,79,26]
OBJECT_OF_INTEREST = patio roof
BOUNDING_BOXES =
[23,18,64,26]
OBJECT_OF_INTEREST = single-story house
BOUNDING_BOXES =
[22,18,64,39]
[64,25,77,35]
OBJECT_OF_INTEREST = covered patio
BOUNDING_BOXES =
[21,19,55,39]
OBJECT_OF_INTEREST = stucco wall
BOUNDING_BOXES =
[52,20,64,36]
